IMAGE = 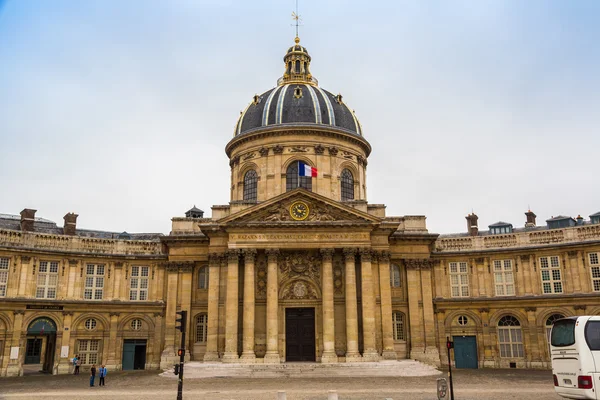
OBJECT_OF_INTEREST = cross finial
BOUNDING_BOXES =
[291,0,301,40]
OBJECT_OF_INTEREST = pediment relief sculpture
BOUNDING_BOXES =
[280,280,319,300]
[279,252,321,284]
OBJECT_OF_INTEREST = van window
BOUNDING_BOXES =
[551,319,576,347]
[585,321,600,350]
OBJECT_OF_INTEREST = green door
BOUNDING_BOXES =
[25,338,42,364]
[453,336,478,369]
[122,341,136,370]
[122,339,147,370]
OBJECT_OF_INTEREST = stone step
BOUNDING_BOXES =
[161,360,441,379]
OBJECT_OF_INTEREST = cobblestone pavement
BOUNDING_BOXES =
[0,369,561,400]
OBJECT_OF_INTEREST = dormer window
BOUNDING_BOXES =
[590,212,600,225]
[546,216,576,229]
[489,222,513,235]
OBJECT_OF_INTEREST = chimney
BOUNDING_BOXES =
[576,215,584,226]
[465,213,479,236]
[63,213,78,235]
[20,209,37,232]
[525,210,537,227]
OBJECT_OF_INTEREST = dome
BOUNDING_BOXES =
[234,37,363,137]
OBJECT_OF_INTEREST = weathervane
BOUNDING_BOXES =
[291,0,302,39]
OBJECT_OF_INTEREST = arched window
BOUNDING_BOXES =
[392,312,406,341]
[197,266,209,289]
[286,161,312,192]
[195,314,208,343]
[545,313,565,357]
[498,316,524,358]
[390,264,401,288]
[243,170,258,202]
[340,169,354,201]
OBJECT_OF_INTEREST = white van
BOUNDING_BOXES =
[551,316,600,399]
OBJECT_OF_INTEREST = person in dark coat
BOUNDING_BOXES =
[90,364,96,387]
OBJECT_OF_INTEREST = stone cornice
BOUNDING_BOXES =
[225,125,372,158]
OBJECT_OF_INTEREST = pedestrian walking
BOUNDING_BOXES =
[90,364,96,387]
[76,357,82,375]
[73,355,79,375]
[99,364,107,386]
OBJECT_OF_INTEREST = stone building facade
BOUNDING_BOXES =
[0,37,599,376]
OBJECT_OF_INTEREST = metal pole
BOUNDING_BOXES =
[447,336,455,400]
[177,310,187,400]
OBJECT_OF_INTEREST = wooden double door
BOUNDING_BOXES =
[285,308,316,362]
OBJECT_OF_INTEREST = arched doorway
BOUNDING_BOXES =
[26,317,57,373]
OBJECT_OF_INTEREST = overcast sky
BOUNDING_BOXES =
[1,0,599,235]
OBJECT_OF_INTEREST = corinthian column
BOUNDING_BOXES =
[264,249,280,363]
[360,248,379,361]
[377,251,397,359]
[222,250,240,363]
[204,253,222,361]
[320,248,337,363]
[343,247,361,361]
[241,249,257,362]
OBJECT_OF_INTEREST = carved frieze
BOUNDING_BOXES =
[342,150,354,160]
[279,251,320,285]
[281,280,318,300]
[243,152,255,161]
[333,259,344,295]
[289,146,308,153]
[256,258,267,299]
[165,261,195,272]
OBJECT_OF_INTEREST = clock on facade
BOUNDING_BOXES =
[289,201,310,221]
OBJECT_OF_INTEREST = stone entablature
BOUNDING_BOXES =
[0,229,163,256]
[434,223,600,253]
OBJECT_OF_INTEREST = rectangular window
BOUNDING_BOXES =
[589,253,600,292]
[449,262,469,297]
[129,266,149,301]
[493,259,515,296]
[36,261,59,299]
[0,257,9,297]
[78,339,100,365]
[498,327,524,358]
[196,314,207,343]
[540,256,562,294]
[84,264,105,300]
[392,312,405,341]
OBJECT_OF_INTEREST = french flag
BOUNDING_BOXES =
[298,161,317,177]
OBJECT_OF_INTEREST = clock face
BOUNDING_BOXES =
[289,201,310,221]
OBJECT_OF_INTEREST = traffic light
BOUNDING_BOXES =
[173,364,179,375]
[177,348,184,356]
[175,310,187,332]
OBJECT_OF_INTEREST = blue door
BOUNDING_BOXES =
[453,336,478,369]
[122,339,147,370]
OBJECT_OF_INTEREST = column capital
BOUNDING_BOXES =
[359,248,372,262]
[525,307,537,313]
[13,310,25,316]
[227,249,240,263]
[342,247,356,260]
[320,248,335,262]
[62,311,74,316]
[109,312,121,317]
[209,252,223,264]
[243,248,257,263]
[403,258,434,270]
[378,250,391,263]
[266,248,279,262]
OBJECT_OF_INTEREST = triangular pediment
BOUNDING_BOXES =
[218,189,381,226]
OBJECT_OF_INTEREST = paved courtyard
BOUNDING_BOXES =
[0,368,561,400]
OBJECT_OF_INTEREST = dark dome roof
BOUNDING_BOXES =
[234,84,363,136]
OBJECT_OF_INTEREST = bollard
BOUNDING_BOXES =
[277,390,286,400]
[327,390,338,400]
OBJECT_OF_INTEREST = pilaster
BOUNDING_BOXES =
[320,248,337,363]
[264,249,280,363]
[241,249,257,362]
[377,251,396,359]
[359,248,378,361]
[204,253,222,361]
[343,247,360,361]
[222,250,240,363]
